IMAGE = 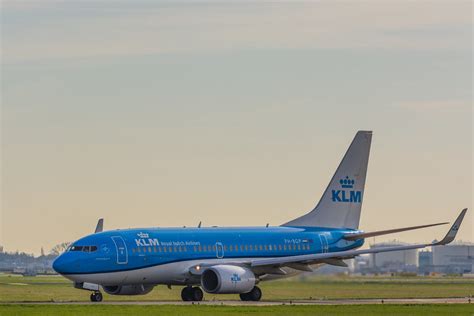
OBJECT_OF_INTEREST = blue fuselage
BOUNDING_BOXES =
[53,226,364,276]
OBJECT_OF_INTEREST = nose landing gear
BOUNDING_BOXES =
[181,286,204,301]
[90,291,103,302]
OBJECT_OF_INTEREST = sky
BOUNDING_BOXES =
[1,0,472,255]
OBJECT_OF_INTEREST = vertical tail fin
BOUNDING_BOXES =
[282,131,372,229]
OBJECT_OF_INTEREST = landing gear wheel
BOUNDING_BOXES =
[249,286,262,301]
[90,292,103,302]
[181,287,193,301]
[191,287,203,301]
[239,292,250,301]
[240,286,261,301]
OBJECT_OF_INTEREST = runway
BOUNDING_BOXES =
[2,298,472,305]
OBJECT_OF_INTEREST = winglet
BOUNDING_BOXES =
[95,218,104,233]
[433,209,467,246]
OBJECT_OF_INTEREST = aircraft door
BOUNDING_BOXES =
[319,235,329,253]
[215,242,224,259]
[111,236,128,264]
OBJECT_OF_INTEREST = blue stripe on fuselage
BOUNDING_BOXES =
[53,226,364,275]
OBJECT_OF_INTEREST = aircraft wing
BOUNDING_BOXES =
[250,209,467,269]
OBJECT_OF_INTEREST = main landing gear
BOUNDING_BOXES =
[239,286,262,301]
[90,291,103,302]
[181,286,204,301]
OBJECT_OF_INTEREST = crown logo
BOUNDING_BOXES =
[137,232,149,238]
[340,176,355,189]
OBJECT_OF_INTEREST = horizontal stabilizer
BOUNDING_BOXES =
[343,221,449,241]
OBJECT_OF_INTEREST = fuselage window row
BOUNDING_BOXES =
[130,243,311,255]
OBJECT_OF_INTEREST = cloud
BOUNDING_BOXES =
[396,100,472,112]
[2,2,472,64]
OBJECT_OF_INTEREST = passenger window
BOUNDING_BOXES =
[163,247,167,253]
[132,248,136,253]
[148,247,152,253]
[249,245,253,251]
[169,247,173,252]
[198,246,202,252]
[245,245,248,251]
[264,245,268,251]
[259,245,263,251]
[297,245,301,250]
[278,245,282,251]
[143,247,147,253]
[240,245,244,251]
[269,245,272,251]
[229,245,233,251]
[137,247,141,253]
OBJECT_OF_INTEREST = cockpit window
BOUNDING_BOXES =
[69,245,98,252]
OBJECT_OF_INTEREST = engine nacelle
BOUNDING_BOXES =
[201,265,256,294]
[102,284,154,295]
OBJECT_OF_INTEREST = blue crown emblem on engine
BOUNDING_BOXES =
[231,273,241,284]
[340,176,355,188]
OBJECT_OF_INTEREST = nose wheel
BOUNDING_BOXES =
[181,286,203,301]
[239,286,262,301]
[90,291,103,302]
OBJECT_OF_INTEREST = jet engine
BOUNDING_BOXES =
[201,265,256,294]
[102,284,154,295]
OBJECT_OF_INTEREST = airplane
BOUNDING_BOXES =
[52,131,468,302]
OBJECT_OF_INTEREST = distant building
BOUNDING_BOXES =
[369,241,418,273]
[432,242,473,274]
[418,250,433,275]
[353,255,370,274]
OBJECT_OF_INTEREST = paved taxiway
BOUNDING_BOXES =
[3,298,471,305]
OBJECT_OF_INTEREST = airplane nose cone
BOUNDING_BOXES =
[52,255,66,274]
